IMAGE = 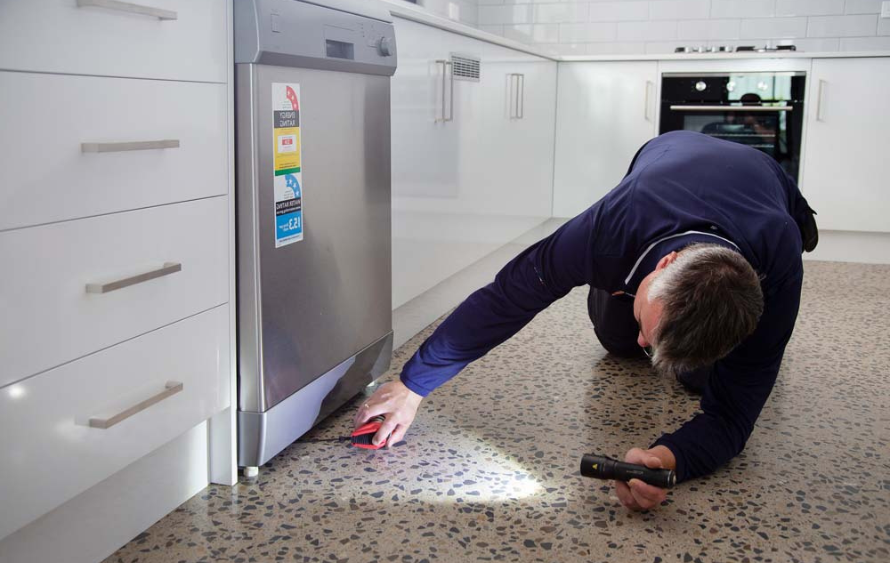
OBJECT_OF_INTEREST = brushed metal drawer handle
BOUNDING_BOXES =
[86,262,181,294]
[77,0,178,21]
[81,139,180,153]
[89,381,183,429]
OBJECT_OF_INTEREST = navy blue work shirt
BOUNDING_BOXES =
[399,131,809,482]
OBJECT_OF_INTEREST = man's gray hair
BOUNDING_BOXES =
[647,243,764,376]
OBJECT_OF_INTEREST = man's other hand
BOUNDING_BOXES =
[353,380,423,448]
[614,446,675,511]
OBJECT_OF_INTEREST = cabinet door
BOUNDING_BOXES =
[390,18,555,308]
[391,18,460,203]
[477,43,558,219]
[553,62,658,217]
[801,58,890,232]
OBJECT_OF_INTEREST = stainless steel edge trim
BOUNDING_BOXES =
[76,0,177,20]
[85,262,181,294]
[236,63,266,413]
[89,381,183,429]
[669,105,794,112]
[81,139,180,153]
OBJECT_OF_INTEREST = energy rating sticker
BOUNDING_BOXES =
[272,83,303,247]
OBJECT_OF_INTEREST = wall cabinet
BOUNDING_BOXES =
[801,57,890,232]
[552,61,658,218]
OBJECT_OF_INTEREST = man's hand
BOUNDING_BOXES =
[353,380,423,448]
[614,446,675,511]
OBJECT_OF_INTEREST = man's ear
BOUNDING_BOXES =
[655,251,679,271]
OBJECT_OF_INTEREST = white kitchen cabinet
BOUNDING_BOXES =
[391,17,556,308]
[0,0,236,559]
[0,305,229,540]
[0,196,229,389]
[0,0,228,83]
[552,61,658,218]
[801,58,890,232]
[0,72,228,231]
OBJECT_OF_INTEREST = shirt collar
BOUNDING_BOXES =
[624,230,741,293]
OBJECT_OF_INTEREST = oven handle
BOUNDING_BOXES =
[669,105,794,112]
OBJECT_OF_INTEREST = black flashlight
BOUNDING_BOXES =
[580,454,677,489]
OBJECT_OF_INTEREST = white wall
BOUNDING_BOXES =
[476,0,890,56]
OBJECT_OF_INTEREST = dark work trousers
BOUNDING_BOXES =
[587,288,646,359]
[586,287,711,392]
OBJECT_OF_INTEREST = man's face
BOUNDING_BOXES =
[632,251,678,352]
[634,274,664,351]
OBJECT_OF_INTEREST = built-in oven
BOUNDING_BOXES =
[660,72,806,181]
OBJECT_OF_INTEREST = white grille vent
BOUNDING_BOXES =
[451,53,481,82]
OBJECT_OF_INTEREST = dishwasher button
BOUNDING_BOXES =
[378,37,393,57]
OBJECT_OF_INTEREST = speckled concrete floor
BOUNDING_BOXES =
[105,261,890,563]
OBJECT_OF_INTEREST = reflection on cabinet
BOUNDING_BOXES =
[553,62,658,218]
[801,57,890,232]
[391,17,557,309]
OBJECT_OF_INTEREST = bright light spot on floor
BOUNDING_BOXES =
[392,432,543,504]
[7,384,26,400]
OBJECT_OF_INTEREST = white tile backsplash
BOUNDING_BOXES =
[616,20,679,40]
[776,0,845,17]
[677,18,742,40]
[844,0,884,14]
[649,0,711,21]
[839,35,890,48]
[741,16,808,38]
[711,0,777,19]
[559,22,619,42]
[807,14,878,36]
[588,1,649,22]
[438,0,889,53]
[534,3,590,24]
[478,4,533,25]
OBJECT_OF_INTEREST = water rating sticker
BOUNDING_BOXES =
[275,174,302,245]
[272,83,303,247]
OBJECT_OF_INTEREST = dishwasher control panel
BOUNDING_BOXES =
[235,0,398,76]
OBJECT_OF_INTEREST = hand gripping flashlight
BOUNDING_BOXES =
[580,454,677,489]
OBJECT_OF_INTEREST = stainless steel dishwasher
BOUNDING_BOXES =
[235,0,397,473]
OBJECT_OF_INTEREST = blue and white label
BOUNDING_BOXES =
[274,173,303,247]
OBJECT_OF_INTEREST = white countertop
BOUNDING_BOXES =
[378,0,890,62]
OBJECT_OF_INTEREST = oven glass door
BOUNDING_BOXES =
[661,104,801,180]
[670,105,789,158]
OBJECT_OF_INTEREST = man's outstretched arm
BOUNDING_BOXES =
[356,207,605,445]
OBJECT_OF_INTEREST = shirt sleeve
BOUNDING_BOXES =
[653,271,803,482]
[399,207,603,397]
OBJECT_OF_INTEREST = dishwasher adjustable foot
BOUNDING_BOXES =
[243,466,259,479]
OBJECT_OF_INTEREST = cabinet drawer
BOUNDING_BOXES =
[0,196,229,388]
[0,72,228,231]
[0,305,230,540]
[0,0,227,82]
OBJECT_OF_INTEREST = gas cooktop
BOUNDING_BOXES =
[675,45,798,54]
